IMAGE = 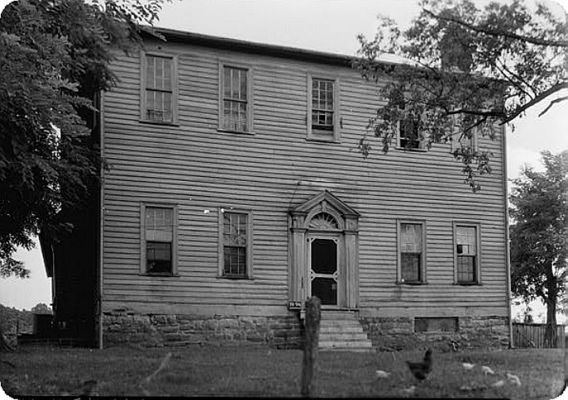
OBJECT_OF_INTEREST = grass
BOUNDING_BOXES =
[0,344,565,398]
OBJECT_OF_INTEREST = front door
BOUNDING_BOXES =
[309,237,339,306]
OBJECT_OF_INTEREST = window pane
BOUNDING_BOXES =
[457,256,475,282]
[456,226,476,255]
[401,253,421,281]
[147,241,172,274]
[146,56,155,88]
[401,223,422,253]
[224,246,246,276]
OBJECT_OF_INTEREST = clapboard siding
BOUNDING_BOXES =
[101,37,508,317]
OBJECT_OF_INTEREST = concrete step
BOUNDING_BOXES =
[319,332,370,341]
[319,340,373,348]
[320,325,363,333]
[320,347,376,353]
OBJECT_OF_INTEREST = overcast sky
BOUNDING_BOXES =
[0,0,566,320]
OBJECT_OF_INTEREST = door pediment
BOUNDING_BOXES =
[291,190,360,218]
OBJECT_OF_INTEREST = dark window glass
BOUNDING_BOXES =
[223,212,248,277]
[146,241,172,274]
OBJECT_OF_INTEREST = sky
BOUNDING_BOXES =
[0,0,566,322]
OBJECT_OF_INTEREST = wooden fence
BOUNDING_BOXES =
[512,323,566,349]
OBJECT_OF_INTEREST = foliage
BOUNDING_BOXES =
[0,0,167,278]
[510,150,568,343]
[355,0,567,191]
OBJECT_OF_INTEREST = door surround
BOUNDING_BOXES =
[288,190,360,310]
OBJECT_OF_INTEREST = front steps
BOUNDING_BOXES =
[318,310,374,352]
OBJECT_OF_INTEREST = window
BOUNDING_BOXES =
[141,205,177,275]
[398,221,426,283]
[219,209,253,278]
[415,317,458,333]
[307,75,340,141]
[398,117,423,149]
[142,54,177,123]
[454,224,480,284]
[220,64,252,133]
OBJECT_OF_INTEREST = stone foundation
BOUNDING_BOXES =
[103,309,303,349]
[359,315,510,351]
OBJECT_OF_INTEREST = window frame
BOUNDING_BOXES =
[453,222,482,285]
[218,61,254,134]
[140,52,179,125]
[307,73,341,142]
[218,208,254,279]
[140,203,179,277]
[396,219,427,284]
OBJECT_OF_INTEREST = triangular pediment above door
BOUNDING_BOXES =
[291,190,360,218]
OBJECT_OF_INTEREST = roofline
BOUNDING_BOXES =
[143,26,358,67]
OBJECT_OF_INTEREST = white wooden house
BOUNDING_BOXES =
[45,27,512,350]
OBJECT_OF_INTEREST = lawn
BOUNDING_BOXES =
[0,344,565,398]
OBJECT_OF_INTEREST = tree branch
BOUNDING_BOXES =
[503,82,568,123]
[424,9,568,48]
[538,95,568,117]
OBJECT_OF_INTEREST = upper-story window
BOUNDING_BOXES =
[142,54,177,124]
[398,117,424,149]
[307,75,340,142]
[220,64,253,133]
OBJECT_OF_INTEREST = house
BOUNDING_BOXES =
[42,27,512,350]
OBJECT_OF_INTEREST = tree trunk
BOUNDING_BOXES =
[544,288,558,348]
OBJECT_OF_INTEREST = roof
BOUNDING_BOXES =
[143,26,411,67]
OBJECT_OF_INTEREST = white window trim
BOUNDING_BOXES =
[140,51,179,125]
[453,221,482,285]
[218,207,254,279]
[140,203,179,276]
[449,115,479,152]
[396,219,427,284]
[307,73,341,143]
[218,61,254,134]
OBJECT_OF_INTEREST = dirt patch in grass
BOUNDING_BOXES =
[0,344,564,398]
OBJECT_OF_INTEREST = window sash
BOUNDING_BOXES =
[399,118,422,149]
[145,55,174,122]
[455,225,478,283]
[312,78,334,130]
[143,206,175,275]
[399,222,425,283]
[146,241,172,274]
[222,66,249,131]
[222,212,249,277]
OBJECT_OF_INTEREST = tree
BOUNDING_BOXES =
[0,0,168,351]
[510,150,568,347]
[354,0,567,190]
[0,0,167,279]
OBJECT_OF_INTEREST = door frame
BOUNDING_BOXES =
[288,190,360,311]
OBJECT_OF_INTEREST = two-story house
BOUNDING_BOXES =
[43,27,512,350]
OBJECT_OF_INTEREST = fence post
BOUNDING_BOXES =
[301,296,321,397]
